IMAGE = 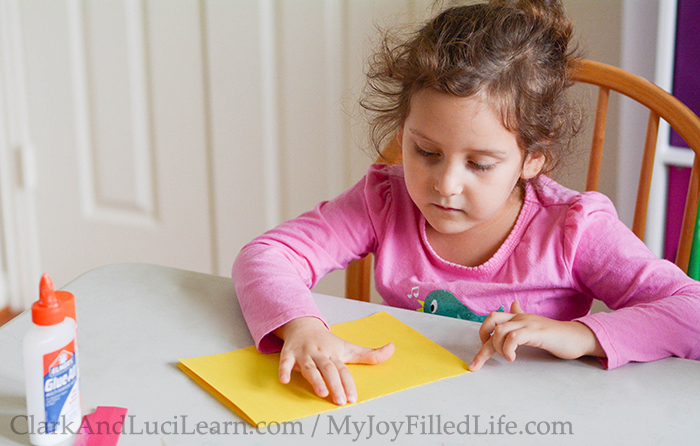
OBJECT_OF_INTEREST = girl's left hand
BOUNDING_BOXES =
[468,301,605,371]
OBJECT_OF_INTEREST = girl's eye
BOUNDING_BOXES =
[469,161,496,171]
[416,147,439,158]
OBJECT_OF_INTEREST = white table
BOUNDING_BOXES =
[0,263,698,445]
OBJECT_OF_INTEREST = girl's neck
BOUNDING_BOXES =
[425,184,525,268]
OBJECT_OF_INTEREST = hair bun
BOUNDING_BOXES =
[504,0,573,40]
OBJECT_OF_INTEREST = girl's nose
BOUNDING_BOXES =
[434,164,464,196]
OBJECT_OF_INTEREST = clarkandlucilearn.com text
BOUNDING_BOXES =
[11,413,573,441]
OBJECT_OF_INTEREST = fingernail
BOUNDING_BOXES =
[348,394,357,404]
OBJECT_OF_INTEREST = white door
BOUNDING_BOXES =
[4,0,213,300]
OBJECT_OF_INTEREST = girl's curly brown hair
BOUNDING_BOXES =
[361,0,583,175]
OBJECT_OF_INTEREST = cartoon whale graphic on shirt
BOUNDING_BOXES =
[417,289,504,322]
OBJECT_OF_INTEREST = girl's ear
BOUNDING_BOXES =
[521,152,545,180]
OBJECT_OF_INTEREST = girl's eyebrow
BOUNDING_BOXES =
[407,127,508,158]
[408,127,438,145]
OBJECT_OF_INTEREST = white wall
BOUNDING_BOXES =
[618,0,660,230]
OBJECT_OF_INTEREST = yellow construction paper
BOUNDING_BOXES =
[178,311,468,425]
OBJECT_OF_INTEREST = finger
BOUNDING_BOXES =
[346,342,395,365]
[468,338,497,372]
[315,356,348,406]
[510,300,524,314]
[479,311,516,344]
[297,358,330,399]
[278,352,297,384]
[501,328,527,362]
[489,319,527,358]
[332,357,358,404]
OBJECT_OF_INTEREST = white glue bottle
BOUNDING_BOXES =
[23,273,81,445]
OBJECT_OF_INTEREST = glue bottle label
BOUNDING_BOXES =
[42,340,79,433]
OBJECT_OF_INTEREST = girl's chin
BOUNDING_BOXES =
[425,220,475,235]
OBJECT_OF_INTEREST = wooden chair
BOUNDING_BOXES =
[344,59,700,302]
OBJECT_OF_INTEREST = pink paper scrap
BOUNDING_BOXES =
[74,407,128,446]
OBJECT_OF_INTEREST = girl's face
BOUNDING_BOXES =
[399,89,543,237]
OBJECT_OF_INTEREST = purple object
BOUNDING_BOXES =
[669,0,700,148]
[664,0,698,259]
[664,166,690,261]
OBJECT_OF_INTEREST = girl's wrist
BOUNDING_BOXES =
[273,316,327,340]
[570,321,606,358]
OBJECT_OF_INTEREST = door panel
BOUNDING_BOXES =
[21,0,212,289]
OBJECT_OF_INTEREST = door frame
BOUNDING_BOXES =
[0,0,43,311]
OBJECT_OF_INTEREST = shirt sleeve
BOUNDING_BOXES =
[231,165,395,352]
[566,192,700,369]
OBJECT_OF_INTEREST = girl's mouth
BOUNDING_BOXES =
[434,204,461,212]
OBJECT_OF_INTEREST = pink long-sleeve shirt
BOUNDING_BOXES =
[232,164,700,369]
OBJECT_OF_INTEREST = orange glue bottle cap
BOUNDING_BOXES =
[33,273,65,326]
[57,291,76,322]
[57,288,76,322]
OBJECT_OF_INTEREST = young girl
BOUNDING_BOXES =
[232,0,700,407]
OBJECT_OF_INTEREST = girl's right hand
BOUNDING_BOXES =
[273,317,395,406]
